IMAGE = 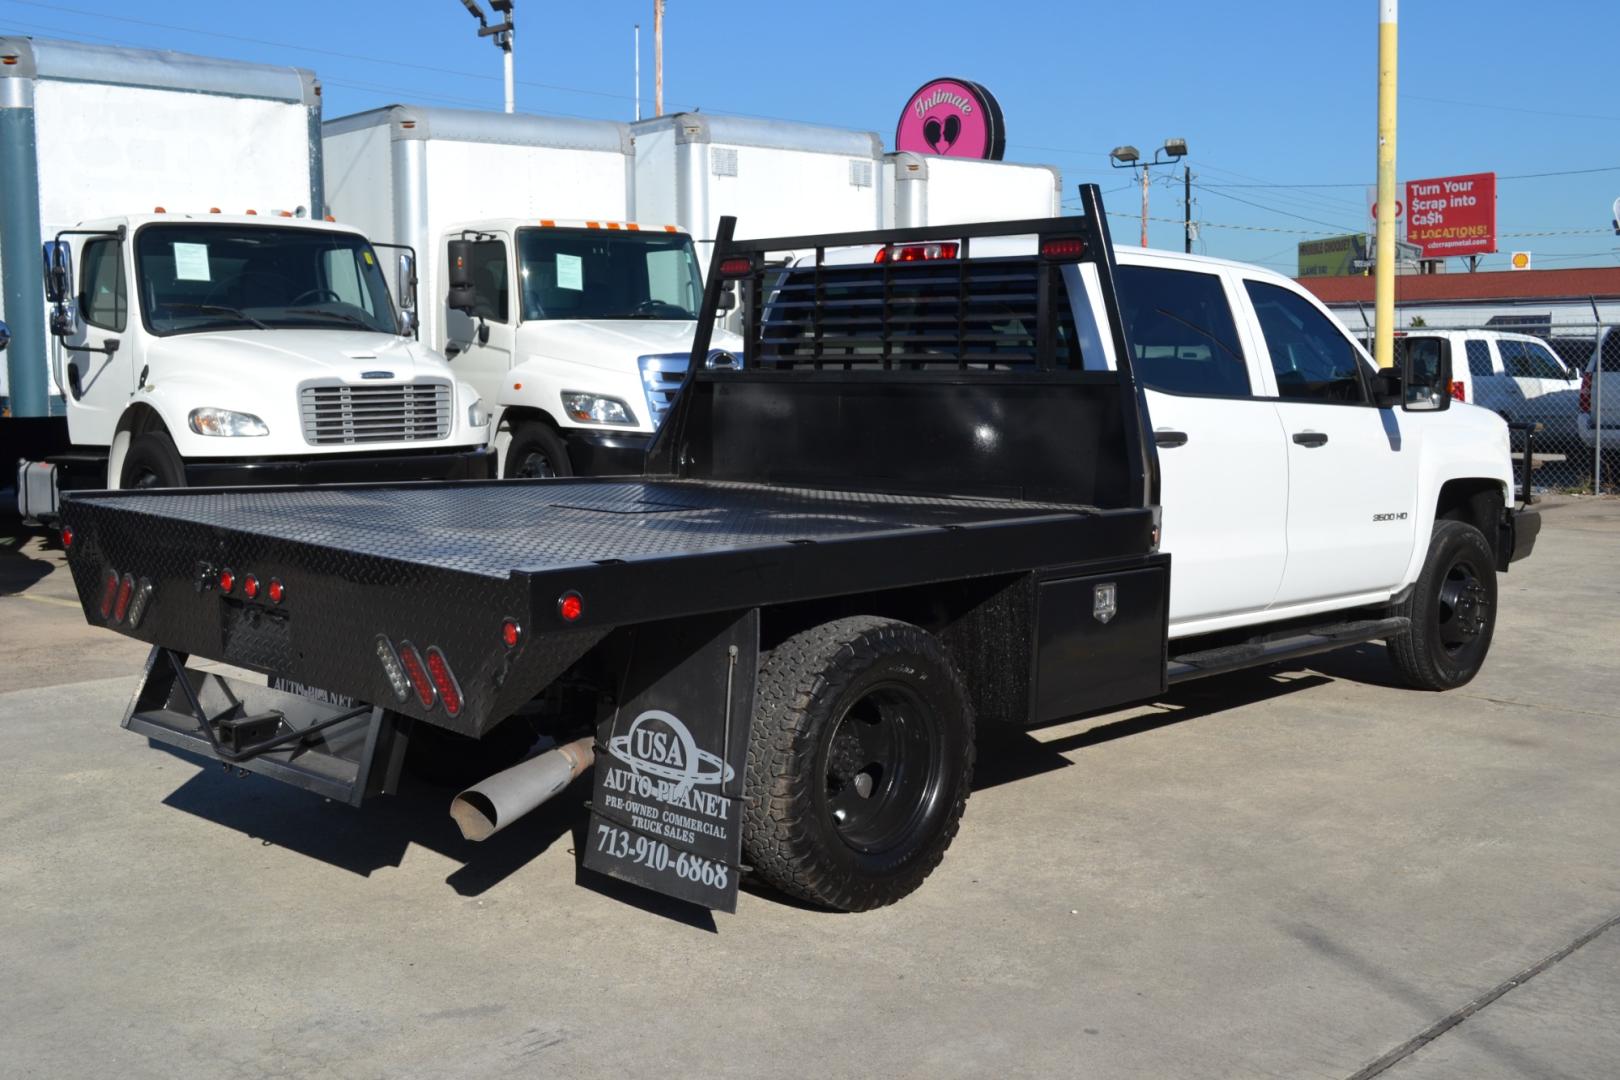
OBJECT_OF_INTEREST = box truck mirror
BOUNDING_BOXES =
[43,241,72,305]
[395,251,418,311]
[717,281,736,313]
[446,240,477,314]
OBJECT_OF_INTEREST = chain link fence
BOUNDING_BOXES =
[1358,321,1616,497]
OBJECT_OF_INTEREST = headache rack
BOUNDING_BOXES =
[657,183,1156,509]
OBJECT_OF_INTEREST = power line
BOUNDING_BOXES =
[1402,93,1620,124]
[1195,185,1362,234]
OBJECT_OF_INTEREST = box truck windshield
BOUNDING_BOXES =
[136,225,399,336]
[515,228,701,321]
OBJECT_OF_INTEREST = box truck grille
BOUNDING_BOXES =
[299,380,451,445]
[638,354,689,425]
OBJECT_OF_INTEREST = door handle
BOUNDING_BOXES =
[1292,431,1329,448]
[1154,429,1189,448]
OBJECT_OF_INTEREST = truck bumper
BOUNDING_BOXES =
[182,446,494,487]
[1499,506,1541,571]
[561,429,650,476]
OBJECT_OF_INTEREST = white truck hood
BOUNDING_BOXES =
[516,319,744,370]
[149,329,445,382]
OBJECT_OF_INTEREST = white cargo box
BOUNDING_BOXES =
[631,113,884,245]
[0,35,320,412]
[322,105,633,345]
[883,152,1063,228]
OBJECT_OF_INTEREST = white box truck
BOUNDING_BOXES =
[0,37,490,517]
[883,152,1062,227]
[324,105,742,478]
[632,112,886,246]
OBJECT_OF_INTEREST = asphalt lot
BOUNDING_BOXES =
[2,497,1617,1079]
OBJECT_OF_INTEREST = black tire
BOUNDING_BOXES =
[1390,519,1498,691]
[503,421,573,479]
[119,431,186,489]
[404,714,540,789]
[743,616,974,911]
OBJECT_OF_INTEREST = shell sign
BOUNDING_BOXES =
[895,78,1006,160]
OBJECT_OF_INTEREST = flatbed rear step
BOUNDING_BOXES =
[1167,616,1409,684]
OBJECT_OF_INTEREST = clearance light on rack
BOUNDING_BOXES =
[424,647,464,717]
[1040,236,1088,262]
[717,256,754,278]
[875,242,959,264]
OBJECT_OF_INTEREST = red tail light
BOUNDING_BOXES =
[718,256,754,278]
[557,591,583,622]
[243,575,260,600]
[61,526,74,549]
[1580,371,1592,413]
[501,618,522,649]
[99,569,119,619]
[395,641,436,709]
[113,573,136,623]
[267,578,285,604]
[1450,380,1467,403]
[1040,236,1088,261]
[876,242,959,264]
[425,647,463,717]
[217,568,235,593]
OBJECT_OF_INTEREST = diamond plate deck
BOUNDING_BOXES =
[67,478,1093,580]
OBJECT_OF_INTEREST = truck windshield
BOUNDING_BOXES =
[516,228,702,321]
[135,224,399,336]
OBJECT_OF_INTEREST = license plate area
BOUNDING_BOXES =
[122,647,407,806]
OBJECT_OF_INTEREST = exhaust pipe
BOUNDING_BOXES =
[449,736,595,842]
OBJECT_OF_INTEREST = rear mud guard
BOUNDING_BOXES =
[122,646,408,807]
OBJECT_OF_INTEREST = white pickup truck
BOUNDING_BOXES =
[6,213,491,516]
[790,236,1538,689]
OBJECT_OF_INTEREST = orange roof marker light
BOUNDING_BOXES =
[539,219,556,228]
[245,209,257,215]
[585,221,600,229]
[153,206,166,213]
[626,223,640,231]
[605,222,621,230]
[663,225,677,233]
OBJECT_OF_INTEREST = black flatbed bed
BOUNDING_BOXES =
[75,477,1101,580]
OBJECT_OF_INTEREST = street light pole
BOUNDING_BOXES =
[1184,166,1194,254]
[1374,0,1399,372]
[1110,139,1189,250]
[458,0,515,114]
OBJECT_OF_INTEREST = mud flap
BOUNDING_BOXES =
[121,646,408,807]
[583,609,758,912]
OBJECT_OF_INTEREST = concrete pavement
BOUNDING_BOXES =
[1,497,1616,1079]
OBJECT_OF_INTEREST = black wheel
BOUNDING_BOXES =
[743,616,974,911]
[503,421,573,479]
[1390,519,1498,690]
[404,714,540,789]
[119,431,186,489]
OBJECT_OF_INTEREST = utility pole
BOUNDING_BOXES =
[1373,0,1399,371]
[1139,165,1150,247]
[634,23,641,121]
[1183,166,1194,254]
[654,0,665,117]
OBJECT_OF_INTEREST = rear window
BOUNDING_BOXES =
[1600,330,1620,373]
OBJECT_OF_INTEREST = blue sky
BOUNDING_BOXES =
[2,0,1614,273]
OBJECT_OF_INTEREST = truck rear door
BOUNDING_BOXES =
[1112,260,1288,630]
[1241,278,1420,606]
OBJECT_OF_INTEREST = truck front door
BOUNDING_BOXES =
[443,235,513,425]
[62,236,134,447]
[1242,278,1421,606]
[1113,262,1289,630]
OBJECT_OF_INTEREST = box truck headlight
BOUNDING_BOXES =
[468,398,490,428]
[561,392,636,426]
[188,407,269,437]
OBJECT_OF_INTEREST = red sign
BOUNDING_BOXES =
[895,78,1005,160]
[1405,172,1496,257]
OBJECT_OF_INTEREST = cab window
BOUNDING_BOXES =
[1113,265,1250,396]
[1244,280,1367,403]
[80,239,127,332]
[454,240,509,322]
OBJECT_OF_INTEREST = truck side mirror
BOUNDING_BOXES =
[43,241,72,304]
[717,281,736,313]
[0,319,10,353]
[446,239,477,315]
[395,250,419,336]
[1401,336,1451,412]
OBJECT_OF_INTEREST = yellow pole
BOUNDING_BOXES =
[1374,0,1398,370]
